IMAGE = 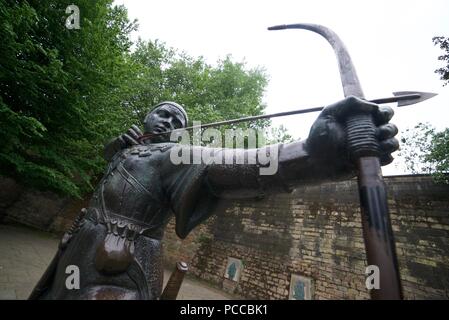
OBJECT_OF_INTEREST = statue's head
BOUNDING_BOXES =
[143,101,188,142]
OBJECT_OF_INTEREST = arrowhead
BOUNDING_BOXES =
[393,91,438,107]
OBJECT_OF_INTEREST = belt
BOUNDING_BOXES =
[85,207,164,241]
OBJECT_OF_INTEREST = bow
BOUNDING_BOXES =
[268,23,404,300]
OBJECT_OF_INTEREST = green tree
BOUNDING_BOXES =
[398,37,449,183]
[125,40,277,147]
[127,40,269,128]
[0,1,281,197]
[0,0,137,197]
[399,123,449,184]
[433,36,449,86]
[264,125,294,145]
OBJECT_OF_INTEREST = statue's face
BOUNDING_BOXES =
[144,104,186,142]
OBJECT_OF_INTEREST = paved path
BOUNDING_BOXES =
[0,224,234,300]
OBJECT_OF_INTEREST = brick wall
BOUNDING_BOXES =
[0,177,89,235]
[2,174,448,299]
[163,175,449,300]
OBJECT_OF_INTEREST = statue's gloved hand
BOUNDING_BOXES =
[104,125,143,161]
[305,96,399,177]
[117,125,143,148]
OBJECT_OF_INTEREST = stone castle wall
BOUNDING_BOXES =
[162,175,449,300]
[1,175,448,299]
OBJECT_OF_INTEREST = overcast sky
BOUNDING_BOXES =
[114,0,449,175]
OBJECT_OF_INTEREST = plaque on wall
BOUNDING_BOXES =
[224,257,243,282]
[289,274,314,300]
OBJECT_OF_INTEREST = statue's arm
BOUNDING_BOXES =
[206,96,401,198]
[203,139,346,199]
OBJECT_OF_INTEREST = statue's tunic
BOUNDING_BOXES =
[33,143,220,299]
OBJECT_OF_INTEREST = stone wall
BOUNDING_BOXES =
[1,174,448,299]
[0,177,88,235]
[163,175,449,300]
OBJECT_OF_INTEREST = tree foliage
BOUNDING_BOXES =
[399,123,449,184]
[398,37,449,184]
[433,36,449,86]
[264,125,294,145]
[0,1,275,197]
[0,0,138,197]
[127,40,268,128]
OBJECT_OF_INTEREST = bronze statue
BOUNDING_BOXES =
[29,96,399,300]
[28,20,440,300]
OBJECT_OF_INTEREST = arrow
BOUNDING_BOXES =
[388,91,438,107]
[138,91,437,141]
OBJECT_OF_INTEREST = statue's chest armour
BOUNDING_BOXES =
[106,144,171,173]
[94,144,174,276]
[99,143,174,225]
[103,144,172,195]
